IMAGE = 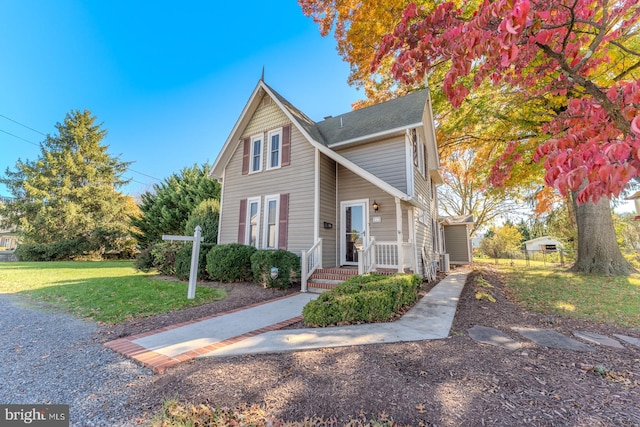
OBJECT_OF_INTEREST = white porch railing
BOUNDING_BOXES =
[301,238,322,293]
[374,240,399,270]
[367,240,415,272]
[357,237,376,274]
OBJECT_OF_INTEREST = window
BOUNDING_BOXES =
[267,128,282,170]
[246,197,261,247]
[250,134,263,173]
[263,195,279,249]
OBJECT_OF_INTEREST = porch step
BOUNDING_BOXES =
[306,267,414,293]
[307,267,359,293]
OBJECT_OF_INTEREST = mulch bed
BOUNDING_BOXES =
[109,267,640,426]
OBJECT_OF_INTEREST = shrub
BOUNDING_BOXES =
[15,243,47,261]
[150,241,182,276]
[134,244,156,272]
[175,243,213,281]
[184,199,220,244]
[14,238,93,261]
[250,249,300,289]
[303,273,421,327]
[206,243,256,282]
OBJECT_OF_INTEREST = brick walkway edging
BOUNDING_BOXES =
[104,292,304,374]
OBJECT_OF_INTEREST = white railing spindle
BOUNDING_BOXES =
[301,238,323,292]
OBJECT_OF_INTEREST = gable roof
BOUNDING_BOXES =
[210,81,432,202]
[440,214,474,225]
[523,236,563,245]
[316,89,428,147]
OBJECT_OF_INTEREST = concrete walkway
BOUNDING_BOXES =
[105,271,466,372]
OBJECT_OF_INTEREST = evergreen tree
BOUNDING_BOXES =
[0,110,137,258]
[131,164,220,248]
[184,199,220,244]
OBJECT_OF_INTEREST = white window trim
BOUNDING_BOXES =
[262,194,280,249]
[417,208,427,224]
[266,128,283,171]
[245,197,261,247]
[249,134,263,173]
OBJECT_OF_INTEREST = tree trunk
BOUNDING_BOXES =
[572,194,634,275]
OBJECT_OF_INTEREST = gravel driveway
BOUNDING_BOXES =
[0,294,152,426]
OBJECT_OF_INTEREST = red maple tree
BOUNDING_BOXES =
[373,0,640,204]
[373,0,640,274]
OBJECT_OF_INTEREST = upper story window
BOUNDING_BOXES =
[250,134,263,173]
[267,128,282,170]
[410,128,428,178]
[241,125,291,175]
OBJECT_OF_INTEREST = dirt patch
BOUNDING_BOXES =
[120,266,640,426]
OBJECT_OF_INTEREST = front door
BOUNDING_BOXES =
[341,200,368,265]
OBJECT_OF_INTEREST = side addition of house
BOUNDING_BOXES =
[210,79,462,291]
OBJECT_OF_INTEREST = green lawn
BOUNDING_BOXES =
[484,262,640,327]
[0,261,226,323]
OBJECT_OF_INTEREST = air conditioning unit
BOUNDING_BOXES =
[439,253,450,272]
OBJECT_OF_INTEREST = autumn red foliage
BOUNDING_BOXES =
[373,0,640,204]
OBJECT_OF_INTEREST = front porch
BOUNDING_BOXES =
[301,238,437,292]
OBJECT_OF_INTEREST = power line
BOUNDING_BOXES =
[0,129,39,147]
[0,114,163,183]
[0,114,47,136]
[127,168,162,181]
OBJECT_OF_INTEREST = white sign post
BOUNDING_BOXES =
[162,225,204,299]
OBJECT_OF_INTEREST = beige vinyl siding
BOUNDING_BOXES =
[411,124,440,273]
[444,225,471,263]
[319,152,337,267]
[219,95,315,254]
[337,165,397,243]
[335,135,407,193]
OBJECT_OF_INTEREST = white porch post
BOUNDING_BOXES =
[301,249,308,293]
[408,208,418,274]
[395,197,404,272]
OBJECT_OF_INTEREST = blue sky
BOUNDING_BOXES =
[0,1,361,197]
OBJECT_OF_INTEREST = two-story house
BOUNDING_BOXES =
[210,79,451,291]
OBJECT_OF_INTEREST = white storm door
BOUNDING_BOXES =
[340,200,368,266]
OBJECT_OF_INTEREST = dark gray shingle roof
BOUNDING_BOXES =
[265,83,428,146]
[316,89,428,145]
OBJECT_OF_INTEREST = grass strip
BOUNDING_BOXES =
[0,261,225,323]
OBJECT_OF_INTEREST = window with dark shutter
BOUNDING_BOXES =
[278,193,289,249]
[281,124,291,167]
[238,199,247,243]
